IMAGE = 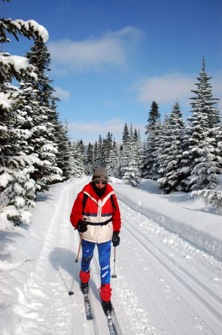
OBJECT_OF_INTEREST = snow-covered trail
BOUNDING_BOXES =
[115,202,222,335]
[11,179,222,335]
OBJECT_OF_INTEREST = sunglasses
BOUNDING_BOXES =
[95,180,107,185]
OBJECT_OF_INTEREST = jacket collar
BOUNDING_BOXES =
[83,182,114,200]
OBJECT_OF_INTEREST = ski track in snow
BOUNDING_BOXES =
[9,180,222,335]
[115,202,222,335]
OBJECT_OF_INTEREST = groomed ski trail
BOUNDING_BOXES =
[13,178,116,335]
[12,178,222,335]
[112,201,222,334]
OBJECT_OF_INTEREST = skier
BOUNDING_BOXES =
[70,167,121,313]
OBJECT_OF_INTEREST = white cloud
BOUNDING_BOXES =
[54,86,70,100]
[134,73,195,105]
[134,71,222,112]
[48,26,143,72]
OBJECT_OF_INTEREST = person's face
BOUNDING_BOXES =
[94,180,107,189]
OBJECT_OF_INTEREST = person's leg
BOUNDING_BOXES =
[79,240,95,285]
[97,241,112,302]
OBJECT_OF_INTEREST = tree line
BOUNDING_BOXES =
[71,59,222,210]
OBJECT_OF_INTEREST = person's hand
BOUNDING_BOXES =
[77,220,87,233]
[112,231,120,247]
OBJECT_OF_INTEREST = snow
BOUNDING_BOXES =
[13,19,49,43]
[115,179,222,259]
[0,92,13,110]
[0,176,222,335]
[0,54,38,80]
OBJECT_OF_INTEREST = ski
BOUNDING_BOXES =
[106,310,118,335]
[98,289,121,334]
[83,293,93,320]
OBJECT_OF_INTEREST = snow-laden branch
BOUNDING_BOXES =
[0,18,49,43]
[0,91,13,110]
[191,189,222,212]
[0,54,37,81]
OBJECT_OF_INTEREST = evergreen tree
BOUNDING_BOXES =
[0,15,49,227]
[0,90,39,226]
[215,124,222,171]
[145,101,160,133]
[120,124,142,186]
[108,140,119,177]
[0,18,47,83]
[157,102,185,193]
[156,114,171,186]
[55,122,72,180]
[180,59,221,192]
[94,135,103,167]
[86,142,94,174]
[122,123,130,145]
[190,58,220,129]
[25,40,63,188]
[102,132,113,167]
[119,124,130,178]
[143,101,161,179]
[70,141,85,177]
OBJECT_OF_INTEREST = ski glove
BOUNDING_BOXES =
[112,231,120,247]
[77,220,88,233]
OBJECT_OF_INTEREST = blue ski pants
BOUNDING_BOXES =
[81,239,111,285]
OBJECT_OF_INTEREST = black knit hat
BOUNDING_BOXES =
[92,167,108,182]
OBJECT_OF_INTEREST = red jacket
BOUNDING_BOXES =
[70,182,121,243]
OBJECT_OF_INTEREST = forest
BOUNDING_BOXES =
[0,5,221,229]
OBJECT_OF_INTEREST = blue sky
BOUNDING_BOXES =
[2,0,222,143]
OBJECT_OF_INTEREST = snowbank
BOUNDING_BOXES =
[113,179,222,260]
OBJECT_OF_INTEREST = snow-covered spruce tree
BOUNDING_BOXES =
[78,139,85,175]
[131,127,144,184]
[120,124,142,186]
[157,102,185,193]
[87,132,119,177]
[86,142,94,175]
[156,114,171,188]
[191,128,222,211]
[102,132,113,165]
[0,87,40,228]
[179,59,221,192]
[122,123,130,145]
[191,188,222,213]
[107,139,119,177]
[101,132,119,176]
[69,140,85,177]
[94,135,104,168]
[25,39,63,188]
[55,121,72,180]
[118,123,130,179]
[148,120,163,181]
[116,144,123,178]
[0,17,49,228]
[215,124,222,171]
[143,101,162,180]
[14,80,61,191]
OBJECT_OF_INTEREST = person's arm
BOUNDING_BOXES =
[70,193,84,229]
[112,194,121,233]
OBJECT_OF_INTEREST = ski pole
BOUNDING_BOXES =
[68,235,82,295]
[111,247,117,278]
